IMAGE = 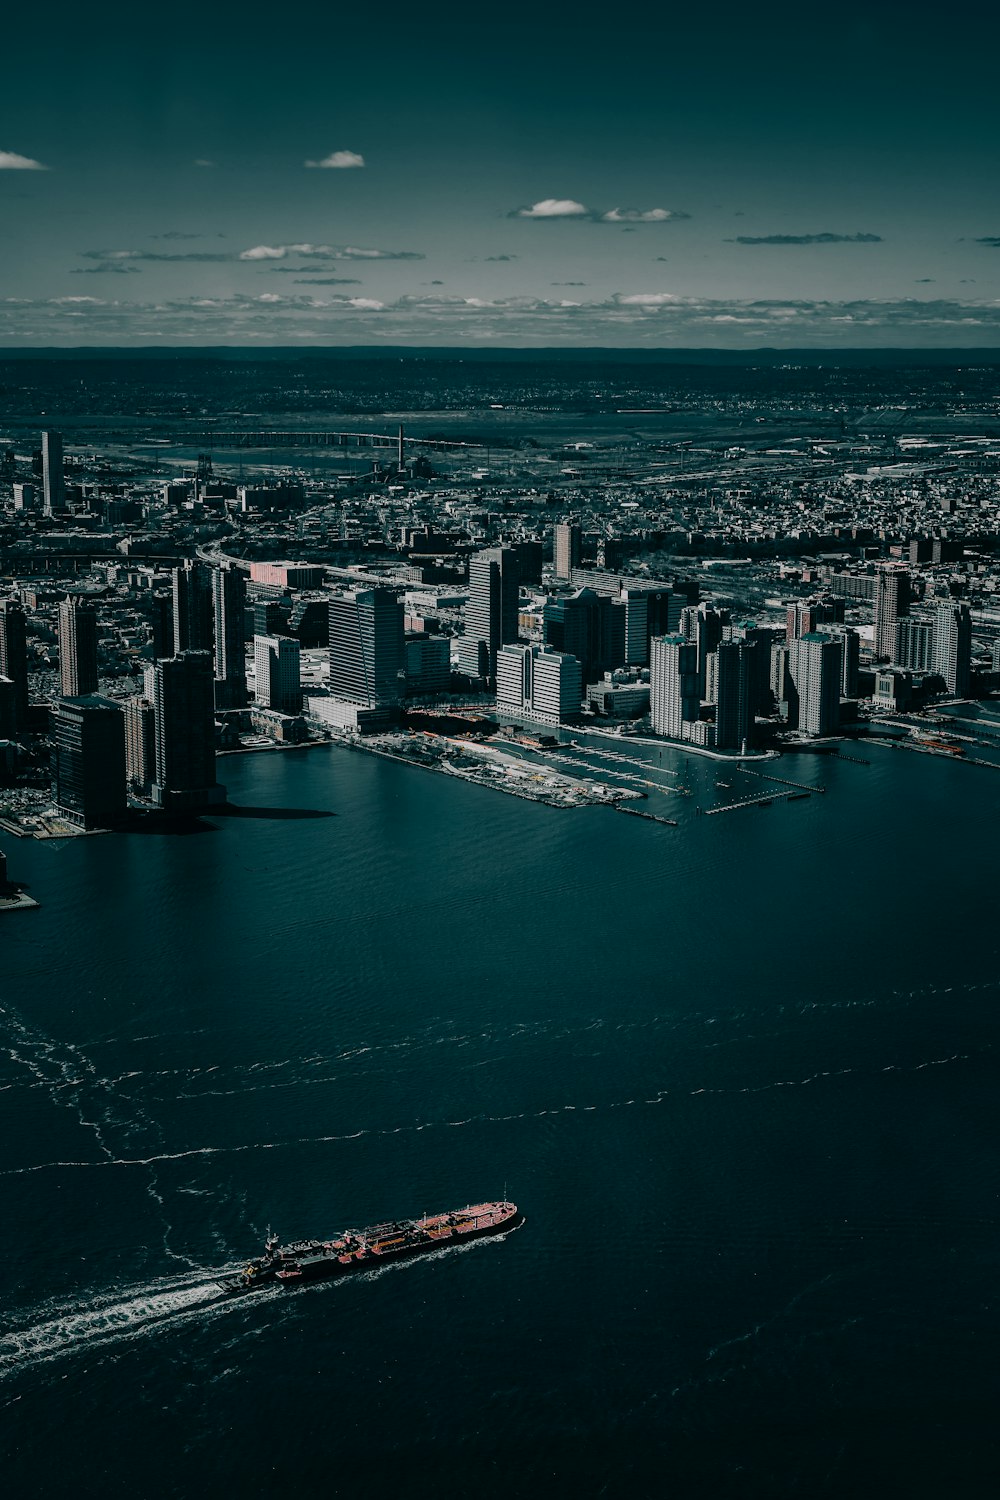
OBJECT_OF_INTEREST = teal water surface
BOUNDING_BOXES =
[2,742,998,1497]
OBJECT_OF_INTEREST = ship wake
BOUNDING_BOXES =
[0,1269,269,1376]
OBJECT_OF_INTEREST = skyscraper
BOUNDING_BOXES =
[894,618,934,673]
[620,587,678,666]
[328,588,404,706]
[124,697,155,794]
[873,565,910,661]
[51,696,126,829]
[713,641,757,751]
[172,561,214,656]
[553,522,582,581]
[254,634,302,714]
[150,652,225,812]
[212,564,248,709]
[787,633,842,737]
[458,547,519,678]
[650,636,700,739]
[542,588,625,685]
[495,643,582,724]
[932,601,972,697]
[58,597,99,698]
[0,599,29,733]
[42,431,65,516]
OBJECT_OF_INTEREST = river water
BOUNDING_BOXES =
[2,740,998,1496]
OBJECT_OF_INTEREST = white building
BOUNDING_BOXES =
[496,643,581,724]
[650,635,699,739]
[254,634,302,715]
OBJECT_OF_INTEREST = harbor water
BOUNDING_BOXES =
[2,740,998,1496]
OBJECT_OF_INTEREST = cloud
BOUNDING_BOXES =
[601,207,687,223]
[514,199,590,219]
[552,281,587,286]
[512,199,688,223]
[153,231,205,240]
[975,237,1000,247]
[240,243,422,261]
[728,232,883,245]
[71,264,143,275]
[10,287,1000,349]
[304,151,365,169]
[193,159,215,168]
[484,254,517,261]
[290,277,363,284]
[0,149,49,170]
[617,292,681,306]
[81,248,234,263]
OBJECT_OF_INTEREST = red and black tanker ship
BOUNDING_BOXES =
[219,1201,523,1294]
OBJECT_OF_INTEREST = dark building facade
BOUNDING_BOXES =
[213,564,248,710]
[51,695,126,829]
[543,588,626,684]
[58,597,99,699]
[0,599,30,732]
[150,652,225,812]
[172,562,214,656]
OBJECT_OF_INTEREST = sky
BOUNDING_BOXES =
[1,0,999,348]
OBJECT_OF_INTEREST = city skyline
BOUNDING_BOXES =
[2,0,1000,347]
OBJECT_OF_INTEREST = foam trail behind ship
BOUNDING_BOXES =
[0,1267,266,1375]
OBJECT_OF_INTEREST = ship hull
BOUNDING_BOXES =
[220,1202,522,1296]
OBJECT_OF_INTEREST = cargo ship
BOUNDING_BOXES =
[219,1200,523,1295]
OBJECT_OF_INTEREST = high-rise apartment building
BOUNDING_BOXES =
[457,547,519,678]
[328,588,404,706]
[894,618,934,673]
[254,634,302,714]
[619,587,679,667]
[932,601,972,697]
[788,632,843,737]
[124,697,155,794]
[553,522,582,581]
[51,695,126,829]
[12,483,37,513]
[404,635,452,698]
[713,641,757,751]
[58,597,99,698]
[495,643,582,724]
[0,599,29,733]
[650,636,700,740]
[212,565,248,709]
[542,588,626,685]
[873,566,910,661]
[150,652,225,812]
[42,431,65,516]
[172,561,214,656]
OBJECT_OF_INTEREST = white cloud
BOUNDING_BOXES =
[517,199,590,218]
[256,293,283,303]
[0,149,49,170]
[240,242,423,261]
[601,208,676,223]
[348,297,385,310]
[304,150,365,169]
[617,292,680,306]
[193,159,216,168]
[50,295,105,305]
